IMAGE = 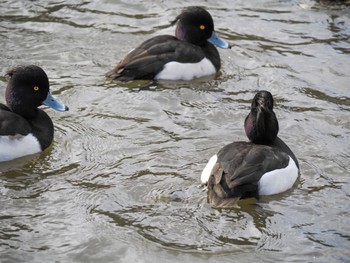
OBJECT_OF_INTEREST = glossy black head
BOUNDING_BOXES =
[244,90,279,144]
[172,6,214,46]
[5,65,50,118]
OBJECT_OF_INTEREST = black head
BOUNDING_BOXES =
[244,90,279,144]
[172,6,214,46]
[5,65,51,118]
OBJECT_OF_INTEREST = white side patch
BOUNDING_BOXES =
[0,134,42,162]
[201,154,218,184]
[258,156,299,196]
[155,58,216,81]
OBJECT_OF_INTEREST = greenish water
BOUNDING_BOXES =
[0,0,349,262]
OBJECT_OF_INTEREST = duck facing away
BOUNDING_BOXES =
[0,65,68,162]
[106,6,231,81]
[201,91,299,208]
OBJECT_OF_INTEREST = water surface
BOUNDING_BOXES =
[0,0,350,262]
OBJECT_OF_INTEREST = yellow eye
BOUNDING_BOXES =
[200,25,205,30]
[33,86,39,91]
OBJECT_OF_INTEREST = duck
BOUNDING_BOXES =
[201,91,299,208]
[106,6,231,81]
[0,65,69,162]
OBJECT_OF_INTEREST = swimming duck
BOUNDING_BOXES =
[0,65,68,162]
[106,6,231,81]
[201,91,299,208]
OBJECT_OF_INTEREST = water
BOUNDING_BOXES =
[1,0,350,262]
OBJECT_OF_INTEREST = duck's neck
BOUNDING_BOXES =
[244,108,279,144]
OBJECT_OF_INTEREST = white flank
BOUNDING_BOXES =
[0,134,41,162]
[201,154,218,184]
[258,156,299,196]
[155,58,216,81]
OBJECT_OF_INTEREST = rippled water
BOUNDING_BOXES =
[1,0,350,262]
